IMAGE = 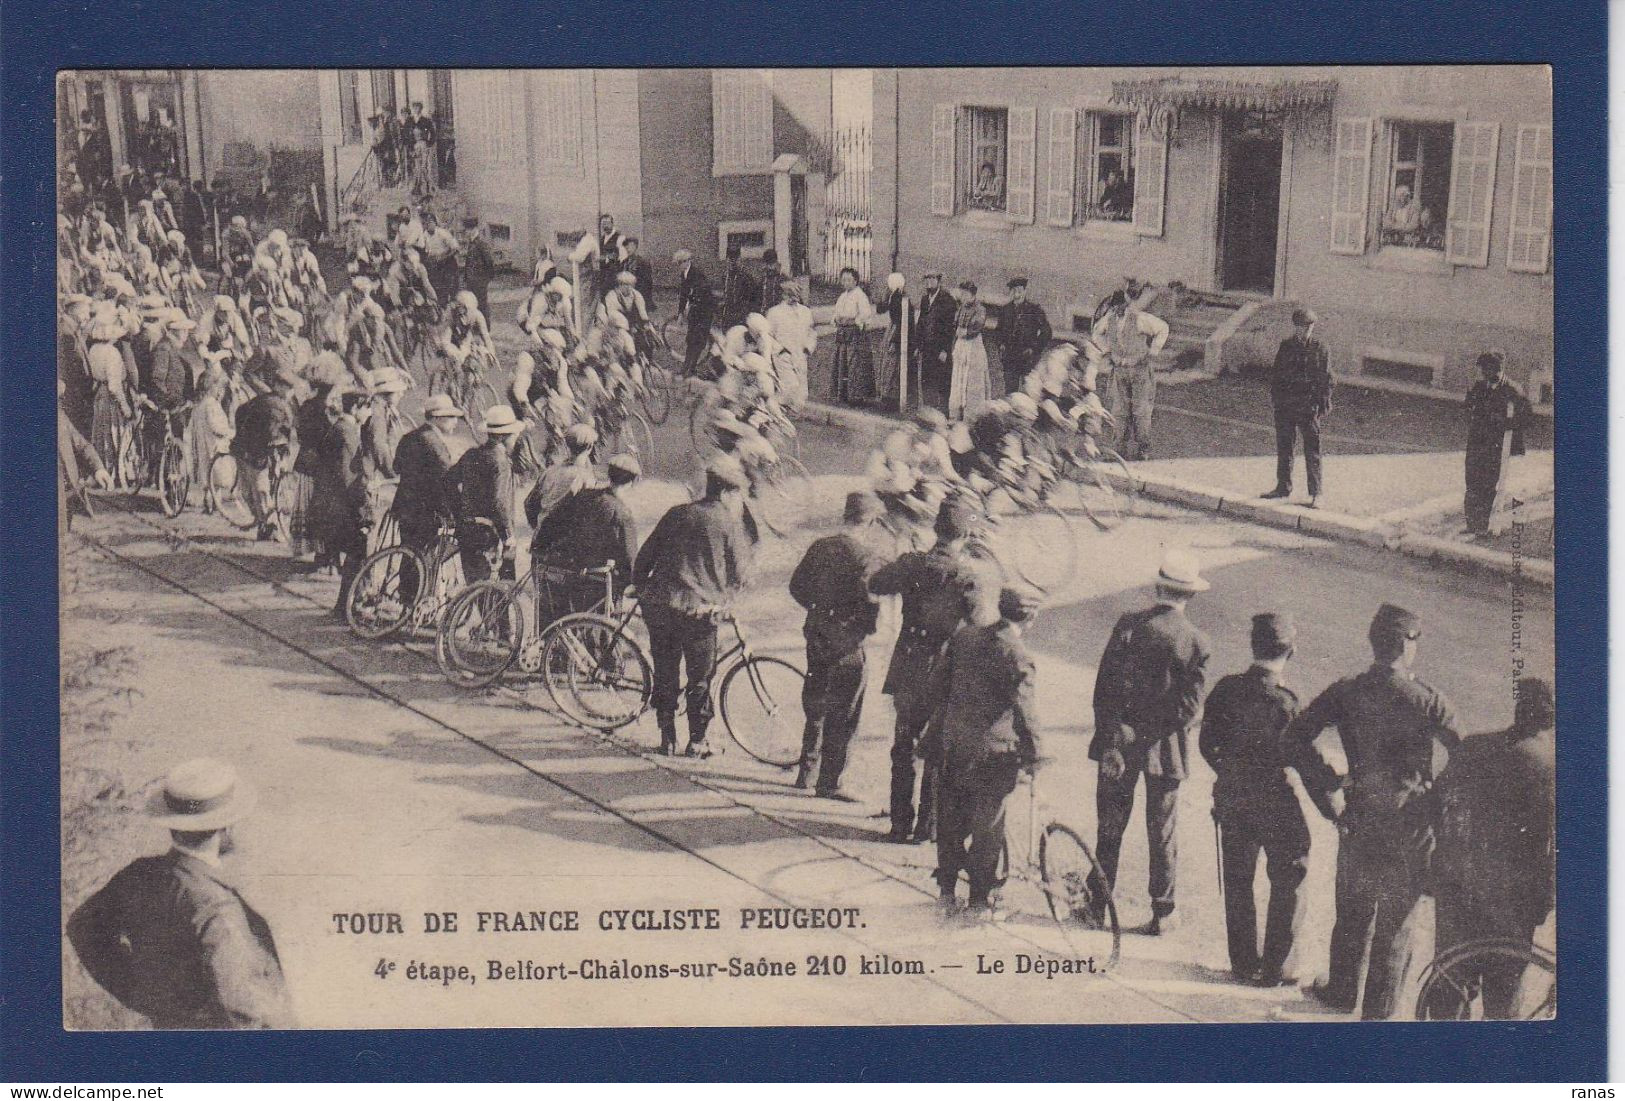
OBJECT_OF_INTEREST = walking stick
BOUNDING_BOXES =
[1213,811,1225,903]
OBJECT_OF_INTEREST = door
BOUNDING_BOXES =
[430,70,456,187]
[789,174,809,277]
[1218,110,1283,294]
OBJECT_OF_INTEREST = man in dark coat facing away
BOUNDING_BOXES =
[390,392,463,603]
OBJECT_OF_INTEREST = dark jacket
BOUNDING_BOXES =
[633,498,753,616]
[231,393,294,468]
[869,546,992,697]
[1465,379,1533,458]
[1199,665,1301,810]
[915,287,959,357]
[461,237,496,291]
[443,438,516,542]
[720,262,759,329]
[66,850,295,1029]
[790,531,885,651]
[1284,664,1461,845]
[623,256,656,311]
[930,619,1041,773]
[1089,603,1212,780]
[391,423,456,531]
[677,264,715,328]
[998,300,1053,370]
[1271,335,1333,413]
[292,391,334,477]
[147,341,196,409]
[534,486,638,593]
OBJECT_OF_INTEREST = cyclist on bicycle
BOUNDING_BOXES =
[599,270,658,364]
[220,214,255,291]
[517,276,576,347]
[198,294,253,362]
[867,406,964,528]
[955,391,1043,500]
[254,228,294,279]
[287,236,327,307]
[386,245,437,315]
[436,290,495,380]
[140,311,200,462]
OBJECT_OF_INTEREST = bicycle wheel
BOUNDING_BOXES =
[754,456,815,538]
[208,454,256,529]
[470,379,502,421]
[1039,822,1121,970]
[660,316,688,370]
[437,581,525,688]
[267,465,294,541]
[720,655,806,768]
[622,409,658,469]
[1415,938,1556,1021]
[640,364,673,426]
[1000,504,1077,593]
[158,434,190,517]
[1072,449,1136,531]
[345,545,426,640]
[541,612,653,731]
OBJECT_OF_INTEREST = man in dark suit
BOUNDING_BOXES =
[443,405,526,583]
[996,276,1053,395]
[1462,350,1534,538]
[532,453,641,621]
[720,245,759,331]
[928,584,1044,917]
[913,270,958,412]
[391,393,463,603]
[1262,307,1334,508]
[67,758,295,1029]
[1090,549,1213,935]
[757,248,786,314]
[1199,613,1311,984]
[458,218,497,322]
[674,248,715,377]
[620,236,656,313]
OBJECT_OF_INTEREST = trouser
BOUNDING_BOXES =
[1273,405,1324,497]
[1109,359,1156,459]
[888,693,938,838]
[645,604,720,744]
[1216,792,1311,977]
[1002,352,1035,396]
[466,282,491,326]
[456,523,512,584]
[1095,761,1181,917]
[333,515,369,613]
[1325,832,1432,1019]
[684,319,712,376]
[397,517,440,604]
[1428,895,1542,1020]
[935,753,1022,902]
[239,457,272,527]
[798,629,866,794]
[1464,447,1504,534]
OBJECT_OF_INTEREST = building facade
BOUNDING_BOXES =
[893,65,1553,397]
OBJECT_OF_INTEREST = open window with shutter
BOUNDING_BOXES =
[930,102,957,216]
[1005,106,1037,223]
[1045,108,1077,226]
[712,70,774,175]
[1445,121,1499,267]
[1329,117,1373,255]
[1132,114,1166,237]
[1507,124,1552,274]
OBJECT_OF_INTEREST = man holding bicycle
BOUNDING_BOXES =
[391,393,463,604]
[231,371,297,542]
[532,453,642,622]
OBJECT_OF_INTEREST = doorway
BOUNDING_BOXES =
[1217,109,1283,295]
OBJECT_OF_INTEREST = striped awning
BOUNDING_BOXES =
[1110,76,1337,114]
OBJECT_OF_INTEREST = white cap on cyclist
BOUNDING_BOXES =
[350,276,374,293]
[164,312,197,332]
[1008,392,1040,421]
[546,277,572,297]
[421,393,462,419]
[745,312,771,335]
[455,290,479,312]
[739,351,771,375]
[565,423,599,450]
[167,228,186,245]
[482,405,525,435]
[272,306,303,329]
[267,229,288,247]
[537,328,567,350]
[371,367,409,395]
[615,270,637,286]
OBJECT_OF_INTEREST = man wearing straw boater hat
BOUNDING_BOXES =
[67,759,295,1029]
[1089,548,1213,936]
[443,405,527,583]
[389,391,465,604]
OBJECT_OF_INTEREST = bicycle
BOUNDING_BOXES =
[542,605,806,769]
[971,468,1079,593]
[1046,424,1138,532]
[154,400,196,518]
[346,523,466,641]
[208,439,293,538]
[429,344,502,430]
[1414,938,1555,1020]
[436,560,621,690]
[594,389,658,471]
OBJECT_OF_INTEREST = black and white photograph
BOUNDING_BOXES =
[56,64,1556,1030]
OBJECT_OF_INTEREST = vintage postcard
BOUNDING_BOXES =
[57,64,1554,1030]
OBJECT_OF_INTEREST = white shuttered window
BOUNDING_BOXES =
[1445,121,1499,267]
[930,103,957,215]
[1006,105,1037,223]
[712,70,773,174]
[536,71,582,171]
[1132,114,1167,237]
[1045,108,1077,226]
[1506,123,1552,274]
[1329,116,1373,255]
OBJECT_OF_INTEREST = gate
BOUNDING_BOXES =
[820,125,873,281]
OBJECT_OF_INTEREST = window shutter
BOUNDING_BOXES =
[1045,108,1077,227]
[749,71,774,168]
[931,103,957,216]
[1132,115,1167,237]
[1506,124,1552,274]
[1328,116,1373,255]
[712,72,732,173]
[1005,106,1037,223]
[1446,121,1500,268]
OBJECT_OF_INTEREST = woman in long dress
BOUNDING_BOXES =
[187,367,234,512]
[948,281,990,419]
[830,266,876,406]
[876,272,910,409]
[765,279,815,411]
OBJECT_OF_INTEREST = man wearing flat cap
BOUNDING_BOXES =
[633,455,756,757]
[1089,549,1213,935]
[532,453,642,622]
[789,491,889,797]
[995,277,1052,396]
[1426,676,1555,1018]
[870,496,998,843]
[926,582,1044,918]
[1462,350,1534,539]
[1199,612,1311,984]
[1262,307,1333,508]
[67,758,295,1029]
[1285,602,1462,1018]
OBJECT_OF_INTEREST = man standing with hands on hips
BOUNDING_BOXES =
[1262,307,1333,508]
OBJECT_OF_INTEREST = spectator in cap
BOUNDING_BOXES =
[388,392,464,601]
[1427,676,1555,1019]
[674,248,716,377]
[1462,350,1534,539]
[524,422,603,538]
[230,366,298,543]
[1089,549,1213,936]
[788,491,889,797]
[995,276,1053,396]
[457,217,496,322]
[1286,602,1462,1019]
[67,758,296,1029]
[632,453,756,756]
[531,453,642,621]
[1262,306,1334,507]
[947,281,991,419]
[719,242,759,333]
[869,494,998,843]
[755,247,786,314]
[442,406,527,584]
[926,581,1042,918]
[1199,612,1312,985]
[618,235,655,313]
[1090,282,1169,460]
[914,269,958,413]
[831,266,878,406]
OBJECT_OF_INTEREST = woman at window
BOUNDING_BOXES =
[948,281,990,420]
[971,162,1004,210]
[831,266,876,406]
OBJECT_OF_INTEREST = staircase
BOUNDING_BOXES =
[339,150,468,241]
[1146,287,1250,372]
